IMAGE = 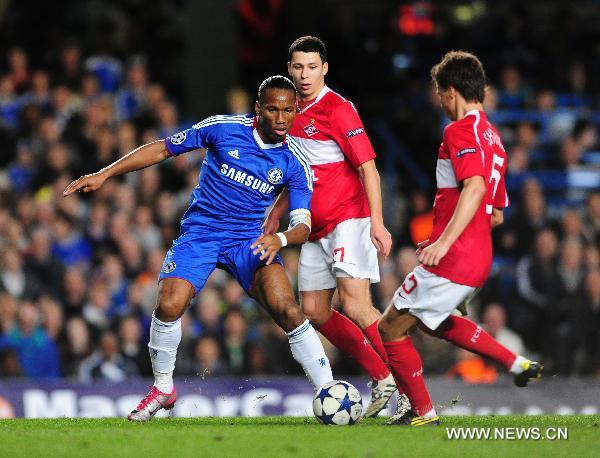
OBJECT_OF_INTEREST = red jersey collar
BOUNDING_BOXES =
[297,85,330,114]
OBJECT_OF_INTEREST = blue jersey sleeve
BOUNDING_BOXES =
[285,139,313,212]
[164,116,222,156]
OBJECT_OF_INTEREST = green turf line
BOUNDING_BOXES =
[0,415,598,458]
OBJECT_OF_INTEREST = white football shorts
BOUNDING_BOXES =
[298,217,380,291]
[392,265,479,330]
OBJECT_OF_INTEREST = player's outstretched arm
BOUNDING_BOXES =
[263,189,289,235]
[357,159,392,258]
[63,140,170,196]
[251,220,310,265]
[419,175,486,266]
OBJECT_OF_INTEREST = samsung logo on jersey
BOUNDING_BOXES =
[456,147,477,158]
[220,163,275,194]
[346,127,365,138]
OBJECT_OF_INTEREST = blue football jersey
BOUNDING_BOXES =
[164,114,312,235]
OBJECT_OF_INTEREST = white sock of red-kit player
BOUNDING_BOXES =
[509,355,529,374]
[287,319,333,390]
[148,313,181,393]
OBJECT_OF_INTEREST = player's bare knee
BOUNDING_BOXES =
[302,306,329,327]
[156,297,186,322]
[340,300,362,322]
[278,301,304,333]
[338,290,369,309]
[301,300,330,326]
[378,317,392,342]
[378,306,407,342]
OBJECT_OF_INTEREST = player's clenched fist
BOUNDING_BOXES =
[250,234,282,265]
[63,172,107,196]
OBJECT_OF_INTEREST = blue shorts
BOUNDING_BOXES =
[158,229,283,294]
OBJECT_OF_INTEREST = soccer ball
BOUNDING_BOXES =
[312,380,363,425]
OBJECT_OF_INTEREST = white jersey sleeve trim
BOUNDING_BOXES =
[469,110,485,166]
[436,158,458,188]
[289,208,311,231]
[193,115,254,130]
[287,137,314,191]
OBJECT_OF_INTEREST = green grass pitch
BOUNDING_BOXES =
[1,415,598,457]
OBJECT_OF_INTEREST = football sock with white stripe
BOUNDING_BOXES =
[287,319,333,390]
[148,313,181,393]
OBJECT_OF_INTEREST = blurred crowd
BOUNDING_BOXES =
[0,1,599,384]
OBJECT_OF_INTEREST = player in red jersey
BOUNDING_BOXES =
[264,36,408,418]
[378,51,543,426]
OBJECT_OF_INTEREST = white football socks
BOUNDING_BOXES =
[148,315,333,392]
[509,355,529,375]
[287,319,333,390]
[148,313,181,393]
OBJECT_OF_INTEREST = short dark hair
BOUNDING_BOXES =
[288,35,327,63]
[431,51,486,103]
[257,75,296,103]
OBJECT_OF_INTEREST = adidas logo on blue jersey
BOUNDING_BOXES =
[227,149,239,159]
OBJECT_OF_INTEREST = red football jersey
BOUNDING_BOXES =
[424,109,509,287]
[288,86,376,241]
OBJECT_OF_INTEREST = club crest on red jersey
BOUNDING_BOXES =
[303,123,319,136]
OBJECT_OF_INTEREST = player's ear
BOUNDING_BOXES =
[254,100,260,116]
[322,62,328,76]
[287,62,292,76]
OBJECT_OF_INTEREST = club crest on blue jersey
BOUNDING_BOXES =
[162,261,176,273]
[267,167,284,185]
[170,131,187,145]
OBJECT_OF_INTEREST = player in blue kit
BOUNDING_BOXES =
[63,76,333,421]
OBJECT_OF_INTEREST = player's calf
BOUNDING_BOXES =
[252,265,333,389]
[379,307,437,420]
[422,316,516,370]
[147,279,193,397]
[422,316,544,386]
